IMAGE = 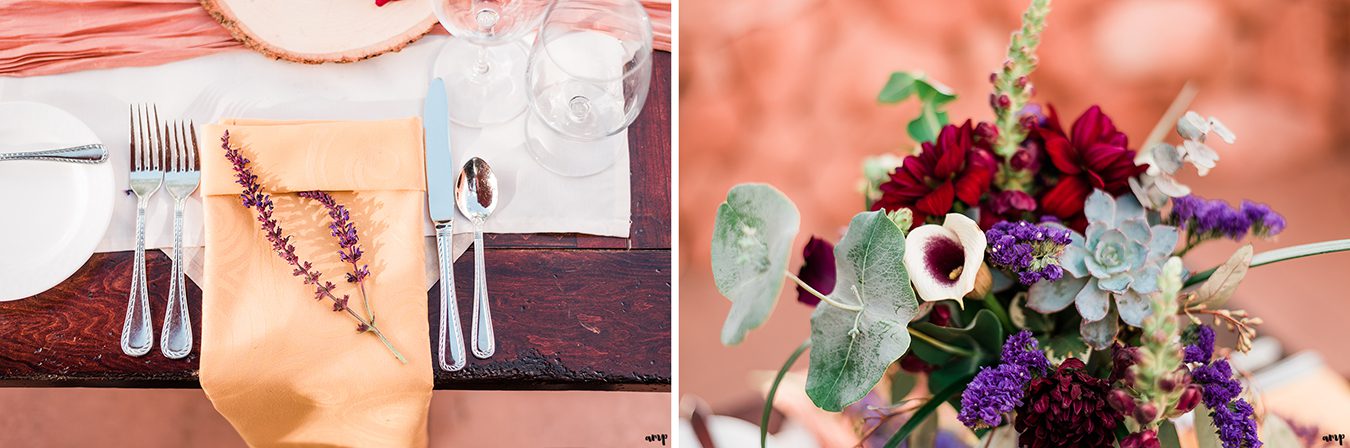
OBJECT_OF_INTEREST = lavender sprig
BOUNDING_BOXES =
[222,131,406,364]
[297,191,375,325]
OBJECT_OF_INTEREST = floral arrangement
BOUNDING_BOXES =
[223,131,406,363]
[708,1,1348,446]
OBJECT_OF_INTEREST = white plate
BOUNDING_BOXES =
[0,102,115,301]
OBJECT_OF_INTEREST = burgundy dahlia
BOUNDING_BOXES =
[1034,105,1147,229]
[872,121,997,228]
[1015,358,1121,448]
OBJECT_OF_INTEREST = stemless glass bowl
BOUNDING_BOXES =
[524,0,652,177]
[431,0,552,126]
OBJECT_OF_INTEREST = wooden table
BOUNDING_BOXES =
[0,53,671,392]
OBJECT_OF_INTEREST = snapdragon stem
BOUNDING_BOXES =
[784,271,862,312]
[907,328,974,357]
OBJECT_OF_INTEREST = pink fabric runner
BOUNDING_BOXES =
[0,0,672,77]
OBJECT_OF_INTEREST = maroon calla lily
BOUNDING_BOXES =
[872,121,997,227]
[795,236,836,306]
[1035,105,1147,229]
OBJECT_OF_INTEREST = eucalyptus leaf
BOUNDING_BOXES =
[805,211,918,411]
[1192,245,1252,308]
[712,184,801,345]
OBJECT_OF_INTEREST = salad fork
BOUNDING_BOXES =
[122,104,163,357]
[161,121,199,359]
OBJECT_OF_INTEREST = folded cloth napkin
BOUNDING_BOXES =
[198,118,432,447]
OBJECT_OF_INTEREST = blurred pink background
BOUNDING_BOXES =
[679,0,1350,419]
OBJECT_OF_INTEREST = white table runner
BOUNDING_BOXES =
[0,36,632,288]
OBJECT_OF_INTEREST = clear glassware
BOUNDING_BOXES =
[524,0,652,177]
[431,0,552,126]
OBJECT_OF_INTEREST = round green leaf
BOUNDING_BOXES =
[805,211,918,411]
[712,183,801,345]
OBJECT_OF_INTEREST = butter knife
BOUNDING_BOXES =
[0,144,107,164]
[425,78,467,372]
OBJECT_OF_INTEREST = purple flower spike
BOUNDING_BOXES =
[795,236,836,306]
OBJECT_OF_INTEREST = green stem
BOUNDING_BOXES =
[981,292,1015,333]
[367,325,407,364]
[1183,239,1350,287]
[882,373,975,448]
[784,271,863,312]
[908,328,975,357]
[761,340,810,448]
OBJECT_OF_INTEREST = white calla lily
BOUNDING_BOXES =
[903,213,987,308]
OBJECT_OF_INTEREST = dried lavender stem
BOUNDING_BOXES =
[222,132,406,365]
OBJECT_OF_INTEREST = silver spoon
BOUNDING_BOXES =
[455,157,498,359]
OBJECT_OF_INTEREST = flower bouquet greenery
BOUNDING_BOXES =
[708,1,1349,446]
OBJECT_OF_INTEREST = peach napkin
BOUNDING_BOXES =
[198,118,432,447]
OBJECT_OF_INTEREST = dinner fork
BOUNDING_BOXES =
[161,121,199,359]
[122,104,163,357]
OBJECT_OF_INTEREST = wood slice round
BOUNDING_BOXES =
[201,0,439,64]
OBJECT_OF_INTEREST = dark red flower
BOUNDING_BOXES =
[872,121,997,227]
[375,0,397,6]
[1034,105,1146,229]
[795,236,836,306]
[1015,358,1121,448]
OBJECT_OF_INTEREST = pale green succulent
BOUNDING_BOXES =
[1028,190,1179,349]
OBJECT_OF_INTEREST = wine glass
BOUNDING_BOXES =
[431,0,552,126]
[523,0,652,177]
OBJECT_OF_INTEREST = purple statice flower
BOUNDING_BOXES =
[1192,359,1243,409]
[1212,398,1262,448]
[1184,324,1261,448]
[1240,200,1285,237]
[794,236,836,306]
[1001,329,1051,375]
[985,221,1072,285]
[1170,195,1284,241]
[1185,324,1216,364]
[959,363,1031,428]
[958,330,1050,428]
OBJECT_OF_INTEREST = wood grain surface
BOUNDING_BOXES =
[0,52,671,391]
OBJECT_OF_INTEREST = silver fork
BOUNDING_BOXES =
[160,121,200,360]
[122,104,163,357]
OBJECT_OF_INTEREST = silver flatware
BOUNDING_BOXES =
[455,157,497,359]
[160,121,199,360]
[0,144,107,164]
[122,104,163,357]
[424,78,467,372]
